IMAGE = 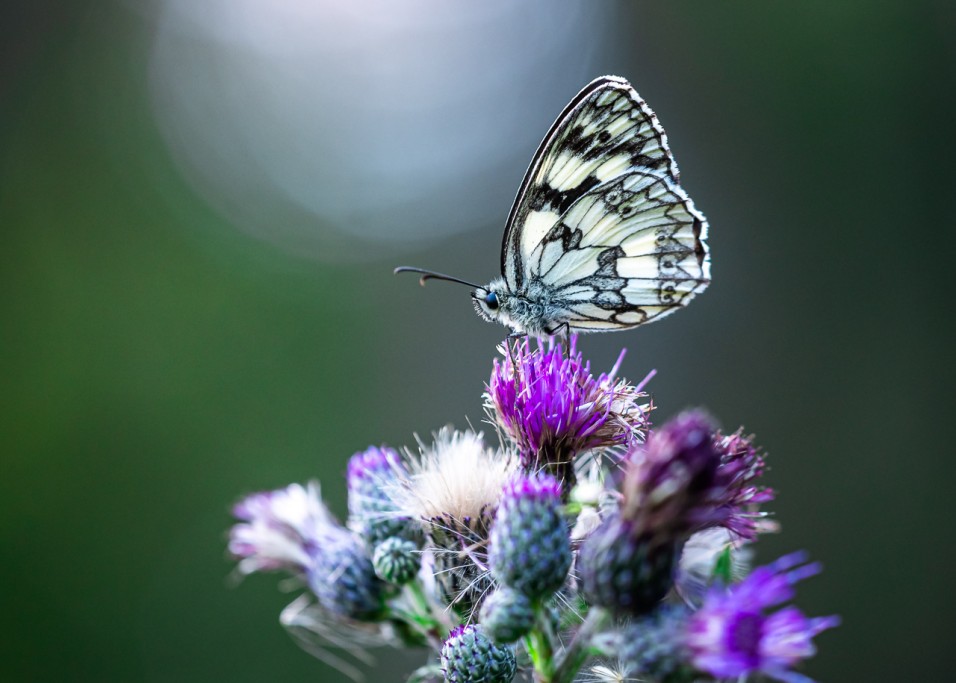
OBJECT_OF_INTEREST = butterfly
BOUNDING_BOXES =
[396,75,710,338]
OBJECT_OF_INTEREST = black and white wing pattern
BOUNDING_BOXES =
[501,76,710,330]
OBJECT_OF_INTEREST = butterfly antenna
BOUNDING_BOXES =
[393,267,483,289]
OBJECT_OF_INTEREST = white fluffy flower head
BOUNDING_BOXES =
[388,427,517,525]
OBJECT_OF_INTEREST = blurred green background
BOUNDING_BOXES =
[2,1,953,681]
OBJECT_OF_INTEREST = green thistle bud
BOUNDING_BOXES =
[479,587,535,643]
[441,624,516,683]
[372,537,419,585]
[617,605,692,681]
[488,473,570,600]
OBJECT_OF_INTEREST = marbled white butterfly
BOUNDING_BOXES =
[396,75,710,338]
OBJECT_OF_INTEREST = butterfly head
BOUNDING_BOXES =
[472,278,510,325]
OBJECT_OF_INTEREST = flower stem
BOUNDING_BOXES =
[400,579,450,650]
[524,608,557,682]
[551,607,609,683]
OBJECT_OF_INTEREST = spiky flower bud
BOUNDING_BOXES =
[578,514,677,616]
[372,536,419,585]
[441,625,517,683]
[347,446,419,546]
[479,587,535,644]
[578,411,725,616]
[308,528,385,621]
[616,605,692,681]
[488,473,571,600]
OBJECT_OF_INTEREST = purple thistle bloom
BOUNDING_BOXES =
[229,481,386,621]
[620,410,721,541]
[709,429,776,540]
[686,552,840,683]
[486,335,647,491]
[579,412,719,615]
[620,410,774,543]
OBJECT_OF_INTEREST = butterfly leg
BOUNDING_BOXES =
[504,332,526,367]
[543,322,571,358]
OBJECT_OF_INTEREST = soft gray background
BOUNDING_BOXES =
[2,1,953,681]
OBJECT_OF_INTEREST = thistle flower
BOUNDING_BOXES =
[228,481,334,577]
[347,445,419,546]
[227,338,836,683]
[485,336,647,491]
[386,428,517,614]
[686,552,840,682]
[709,429,776,540]
[307,525,387,621]
[229,482,386,621]
[578,513,678,616]
[479,587,535,644]
[618,410,721,540]
[488,472,571,600]
[615,605,692,682]
[579,412,721,615]
[441,624,517,683]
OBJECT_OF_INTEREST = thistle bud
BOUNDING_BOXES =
[479,587,535,644]
[372,537,419,585]
[578,514,677,616]
[308,528,385,621]
[488,473,571,600]
[347,446,418,546]
[440,625,517,683]
[616,605,691,681]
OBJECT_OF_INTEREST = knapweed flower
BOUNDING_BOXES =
[229,481,335,577]
[686,552,840,682]
[441,624,517,683]
[488,472,571,600]
[347,445,419,547]
[385,428,517,614]
[485,336,648,491]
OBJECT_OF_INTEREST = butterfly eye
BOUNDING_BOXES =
[484,292,500,311]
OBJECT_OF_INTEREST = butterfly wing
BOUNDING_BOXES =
[530,168,710,330]
[501,76,680,291]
